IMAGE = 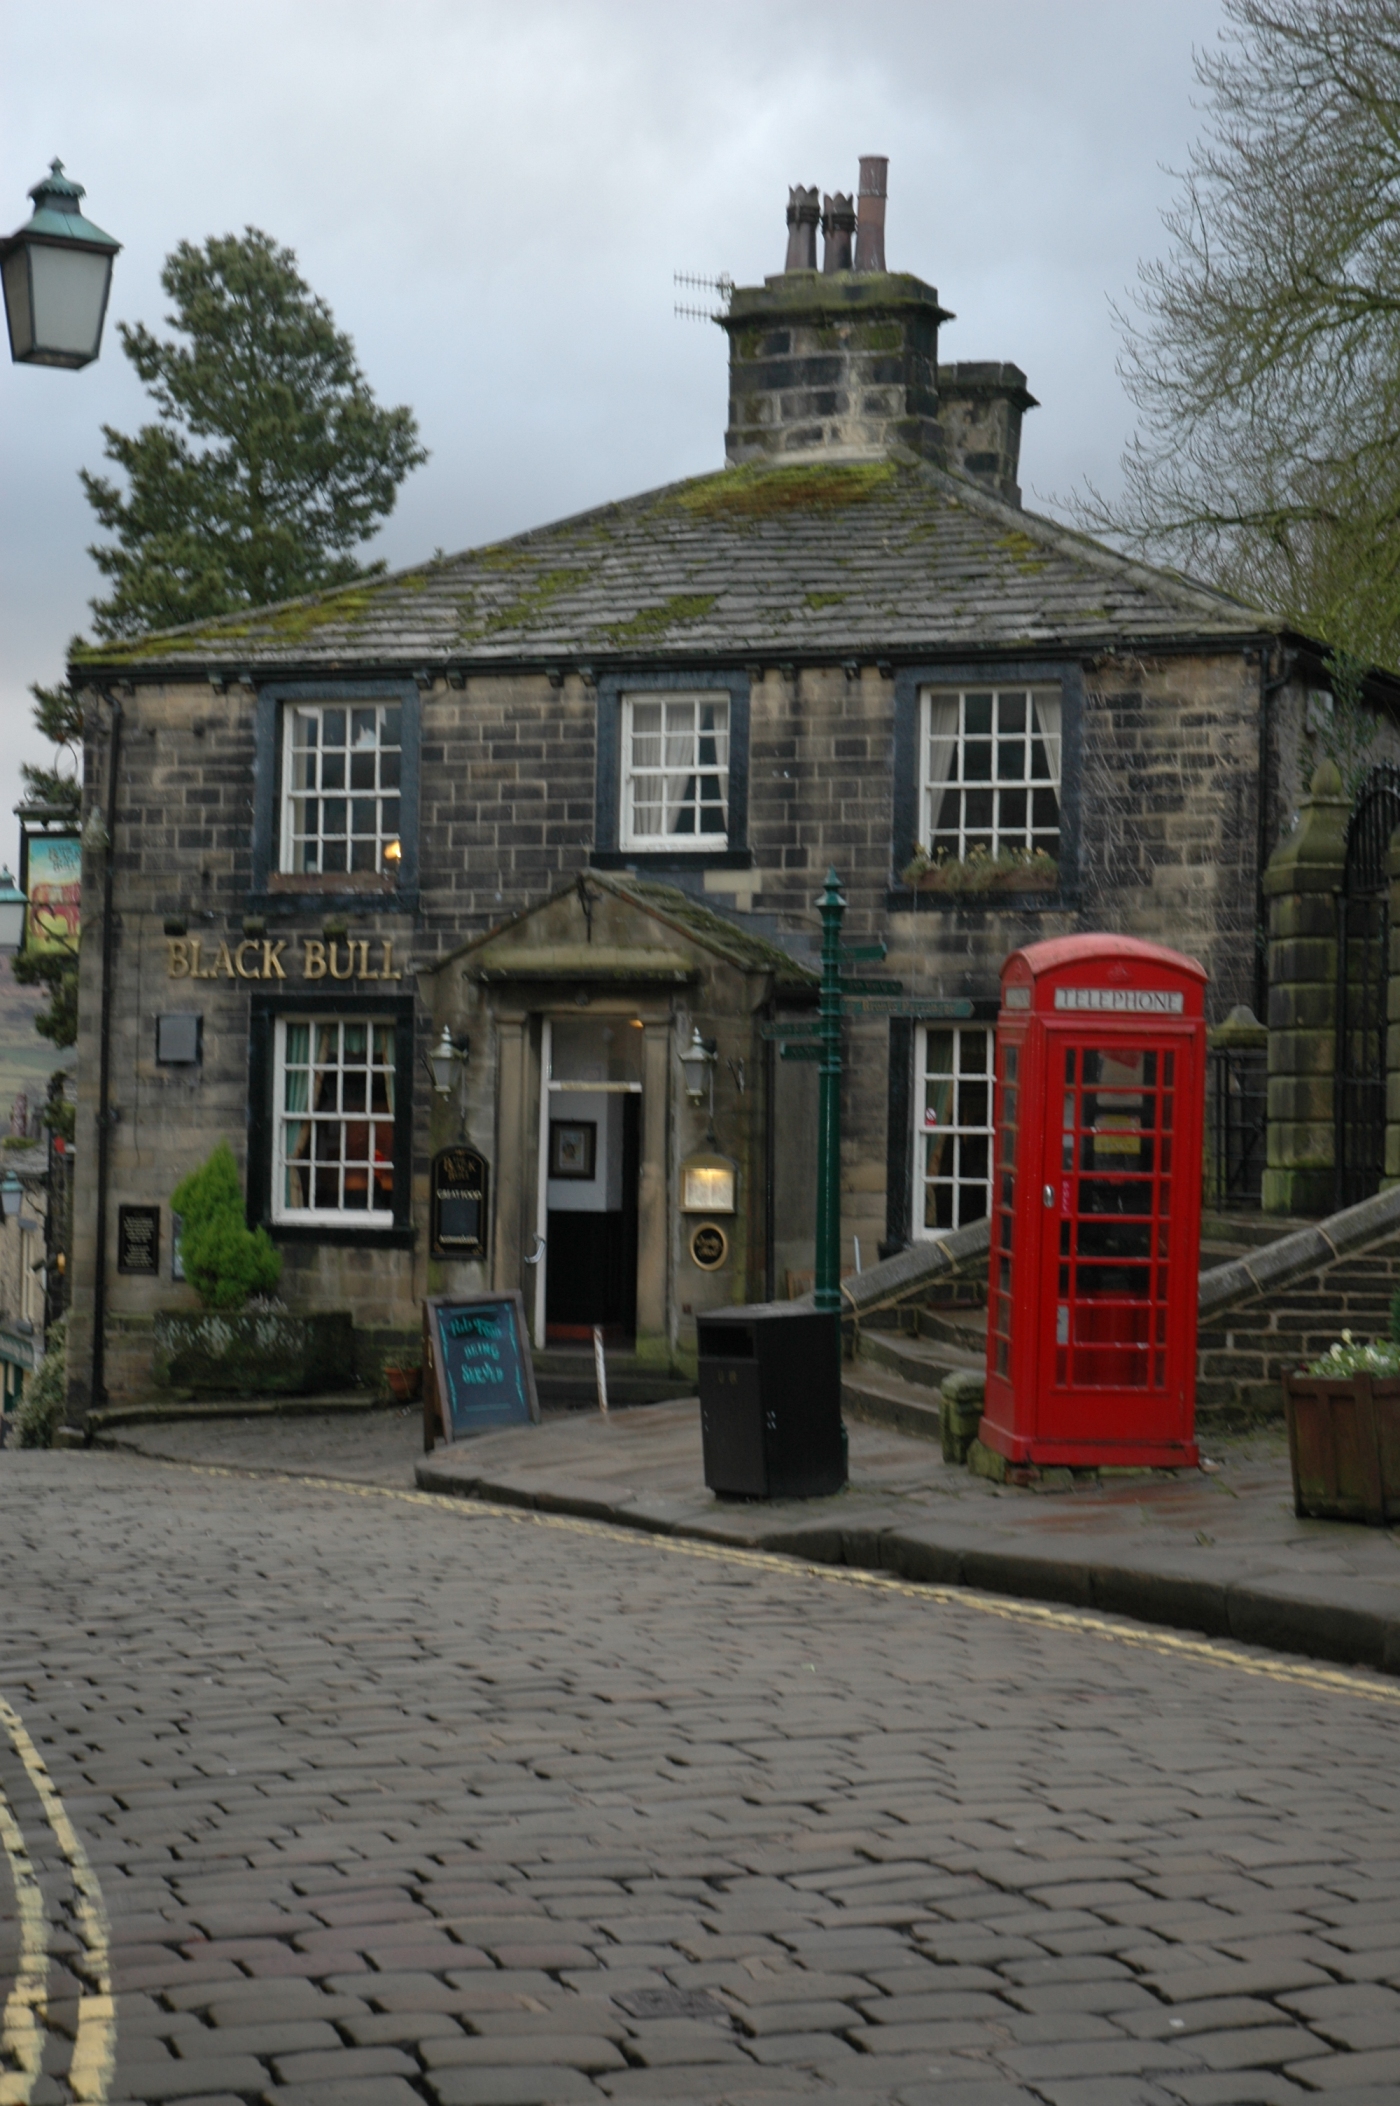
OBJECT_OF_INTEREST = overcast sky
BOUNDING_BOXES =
[1,0,1227,851]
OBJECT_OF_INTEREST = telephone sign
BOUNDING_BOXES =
[979,934,1207,1471]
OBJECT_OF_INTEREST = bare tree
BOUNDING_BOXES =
[1081,1,1400,670]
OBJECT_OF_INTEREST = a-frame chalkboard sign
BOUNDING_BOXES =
[423,1290,539,1450]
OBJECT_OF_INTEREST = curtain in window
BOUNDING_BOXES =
[1031,692,1062,784]
[924,696,959,842]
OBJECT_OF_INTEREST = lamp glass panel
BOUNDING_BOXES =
[27,244,111,362]
[0,902,25,950]
[2,250,33,357]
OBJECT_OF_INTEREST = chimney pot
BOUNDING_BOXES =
[854,155,888,272]
[784,184,820,272]
[821,192,855,273]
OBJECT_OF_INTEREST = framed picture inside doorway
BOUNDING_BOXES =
[549,1119,596,1179]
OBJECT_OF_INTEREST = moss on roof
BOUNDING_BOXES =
[68,451,1280,678]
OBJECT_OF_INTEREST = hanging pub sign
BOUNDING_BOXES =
[422,1290,539,1446]
[20,833,81,957]
[430,1146,489,1259]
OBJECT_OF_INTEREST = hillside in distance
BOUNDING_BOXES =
[0,953,68,1128]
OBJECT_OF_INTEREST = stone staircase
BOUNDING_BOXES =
[839,1211,1313,1443]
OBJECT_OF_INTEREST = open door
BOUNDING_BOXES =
[535,1016,643,1347]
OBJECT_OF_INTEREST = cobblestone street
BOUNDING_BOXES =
[0,1449,1397,2106]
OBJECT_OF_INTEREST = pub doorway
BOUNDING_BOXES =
[535,1016,642,1348]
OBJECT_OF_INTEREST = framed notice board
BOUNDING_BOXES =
[117,1205,160,1275]
[429,1146,488,1259]
[423,1290,539,1448]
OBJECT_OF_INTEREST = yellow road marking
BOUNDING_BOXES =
[0,1780,46,2103]
[0,1701,113,2104]
[169,1460,1400,1710]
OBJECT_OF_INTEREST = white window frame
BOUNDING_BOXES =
[919,685,1061,861]
[620,692,730,852]
[272,1015,397,1227]
[912,1023,994,1236]
[280,700,403,877]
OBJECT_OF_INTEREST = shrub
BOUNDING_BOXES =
[15,1314,68,1449]
[171,1142,281,1311]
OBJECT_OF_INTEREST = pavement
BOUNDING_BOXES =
[97,1399,1400,1678]
[4,1441,1400,2104]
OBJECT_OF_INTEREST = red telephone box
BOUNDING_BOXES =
[980,934,1207,1470]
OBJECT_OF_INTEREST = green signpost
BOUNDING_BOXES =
[759,870,974,1313]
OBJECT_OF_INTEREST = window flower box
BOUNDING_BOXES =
[901,848,1059,897]
[1284,1366,1400,1524]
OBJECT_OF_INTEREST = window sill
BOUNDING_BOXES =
[249,890,419,917]
[593,848,753,872]
[886,885,1073,915]
[267,1222,417,1250]
[269,871,398,894]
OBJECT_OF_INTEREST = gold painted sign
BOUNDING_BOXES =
[165,936,404,982]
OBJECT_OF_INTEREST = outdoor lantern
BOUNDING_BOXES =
[680,1151,737,1214]
[0,870,26,952]
[427,1025,466,1097]
[1,160,120,369]
[679,1027,717,1107]
[0,1174,22,1223]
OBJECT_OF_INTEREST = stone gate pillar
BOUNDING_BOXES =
[1385,827,1400,1189]
[1262,759,1348,1215]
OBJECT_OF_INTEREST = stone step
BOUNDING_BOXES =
[915,1303,987,1354]
[841,1362,944,1443]
[857,1327,982,1391]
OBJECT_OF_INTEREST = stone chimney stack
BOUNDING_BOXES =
[719,160,1037,502]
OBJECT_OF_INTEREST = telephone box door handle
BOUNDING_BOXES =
[1043,1184,1054,1208]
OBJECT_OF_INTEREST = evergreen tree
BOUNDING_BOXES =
[81,228,426,639]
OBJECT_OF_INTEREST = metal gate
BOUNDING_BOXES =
[1336,767,1400,1207]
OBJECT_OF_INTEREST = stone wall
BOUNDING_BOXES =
[1197,1187,1400,1424]
[67,640,1299,1412]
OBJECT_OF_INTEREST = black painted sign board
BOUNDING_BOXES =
[117,1205,160,1275]
[429,1146,489,1259]
[423,1290,539,1449]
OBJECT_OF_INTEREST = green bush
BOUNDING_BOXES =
[171,1142,281,1311]
[15,1314,67,1449]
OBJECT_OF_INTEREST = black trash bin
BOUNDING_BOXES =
[697,1303,846,1499]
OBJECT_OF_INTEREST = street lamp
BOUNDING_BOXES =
[679,1027,717,1108]
[0,1174,22,1223]
[1,160,120,369]
[427,1025,467,1097]
[0,871,26,952]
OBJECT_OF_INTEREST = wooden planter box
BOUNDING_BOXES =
[1284,1369,1400,1524]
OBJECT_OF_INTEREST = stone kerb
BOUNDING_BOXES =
[1261,758,1349,1216]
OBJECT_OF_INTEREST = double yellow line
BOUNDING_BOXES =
[0,1699,113,2104]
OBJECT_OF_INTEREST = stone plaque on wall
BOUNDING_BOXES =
[430,1147,488,1260]
[118,1205,160,1276]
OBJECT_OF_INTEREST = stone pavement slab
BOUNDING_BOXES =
[99,1400,1400,1672]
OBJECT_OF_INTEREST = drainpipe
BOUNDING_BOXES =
[1256,645,1295,1021]
[88,686,122,1414]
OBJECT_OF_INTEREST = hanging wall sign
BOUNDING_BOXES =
[423,1291,539,1443]
[430,1146,489,1260]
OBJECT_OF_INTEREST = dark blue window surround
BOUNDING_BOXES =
[591,668,752,870]
[888,659,1082,907]
[249,677,421,910]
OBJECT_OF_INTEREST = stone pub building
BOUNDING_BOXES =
[64,160,1400,1416]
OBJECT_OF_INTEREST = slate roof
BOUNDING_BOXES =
[72,451,1279,679]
